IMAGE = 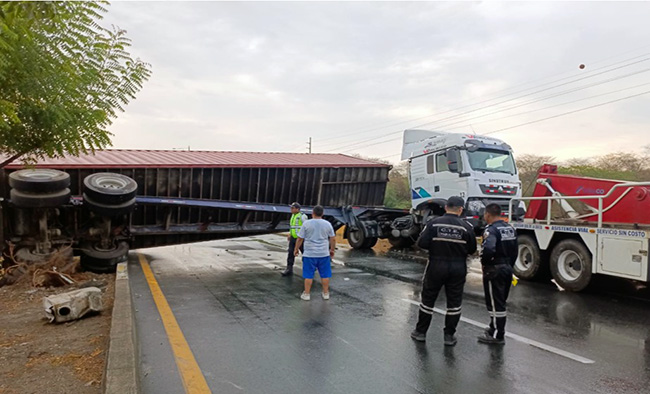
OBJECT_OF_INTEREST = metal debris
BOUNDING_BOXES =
[43,287,103,323]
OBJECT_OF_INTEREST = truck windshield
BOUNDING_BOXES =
[466,149,516,174]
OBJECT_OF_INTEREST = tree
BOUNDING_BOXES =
[515,154,555,196]
[0,1,151,167]
[384,161,411,209]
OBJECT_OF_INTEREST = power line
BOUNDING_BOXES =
[340,88,650,154]
[317,51,650,149]
[324,61,650,152]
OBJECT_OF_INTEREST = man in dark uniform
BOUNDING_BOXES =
[477,203,518,345]
[410,196,477,346]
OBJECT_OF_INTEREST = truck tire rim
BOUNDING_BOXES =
[558,250,583,281]
[94,175,129,190]
[19,169,61,180]
[516,244,533,272]
[349,230,362,244]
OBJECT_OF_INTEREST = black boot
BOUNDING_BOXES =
[281,267,293,276]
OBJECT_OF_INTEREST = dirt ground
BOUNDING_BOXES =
[0,269,115,394]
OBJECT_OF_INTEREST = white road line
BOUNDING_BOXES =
[401,299,595,365]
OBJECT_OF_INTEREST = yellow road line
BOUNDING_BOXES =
[138,254,212,394]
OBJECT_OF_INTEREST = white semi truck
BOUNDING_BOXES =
[344,129,525,249]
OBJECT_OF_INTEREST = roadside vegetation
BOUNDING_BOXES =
[0,1,151,168]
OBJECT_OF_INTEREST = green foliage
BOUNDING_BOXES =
[0,1,151,166]
[558,165,644,182]
[384,161,411,209]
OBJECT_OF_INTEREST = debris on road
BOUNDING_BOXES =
[33,269,75,288]
[44,287,103,323]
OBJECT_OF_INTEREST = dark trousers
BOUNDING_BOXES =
[286,237,303,268]
[482,264,513,340]
[415,259,467,335]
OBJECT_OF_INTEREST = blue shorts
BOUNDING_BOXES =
[302,256,332,279]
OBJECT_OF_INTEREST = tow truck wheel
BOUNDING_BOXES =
[80,241,129,273]
[514,235,542,280]
[388,236,415,249]
[9,169,70,193]
[550,239,592,292]
[83,173,138,204]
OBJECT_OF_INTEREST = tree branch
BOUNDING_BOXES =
[0,153,23,169]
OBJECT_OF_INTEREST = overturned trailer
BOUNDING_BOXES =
[0,150,392,271]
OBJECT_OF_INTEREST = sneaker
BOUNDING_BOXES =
[410,330,426,342]
[444,334,457,346]
[322,292,330,300]
[477,332,505,345]
[300,292,310,301]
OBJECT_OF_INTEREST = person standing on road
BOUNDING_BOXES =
[283,202,308,277]
[294,205,335,301]
[411,196,477,346]
[477,203,518,345]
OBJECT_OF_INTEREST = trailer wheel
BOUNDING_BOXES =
[514,235,543,280]
[9,169,70,193]
[83,173,138,204]
[10,188,71,208]
[550,239,592,292]
[83,193,136,217]
[388,236,414,249]
[80,242,129,273]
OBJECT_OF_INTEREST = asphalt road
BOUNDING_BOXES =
[128,234,650,394]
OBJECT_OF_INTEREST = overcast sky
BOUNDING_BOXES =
[101,1,650,163]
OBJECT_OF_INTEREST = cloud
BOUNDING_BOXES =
[101,1,650,161]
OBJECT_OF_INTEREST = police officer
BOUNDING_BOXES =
[411,196,477,346]
[477,203,518,345]
[282,202,308,276]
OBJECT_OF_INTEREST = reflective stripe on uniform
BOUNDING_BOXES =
[446,306,462,316]
[431,237,467,244]
[290,213,304,238]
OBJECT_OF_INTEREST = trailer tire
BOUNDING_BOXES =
[550,239,592,292]
[80,242,129,273]
[9,169,70,193]
[514,235,543,280]
[83,173,138,204]
[388,236,414,249]
[83,193,135,217]
[10,188,71,208]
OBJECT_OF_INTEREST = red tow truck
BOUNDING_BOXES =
[509,164,650,291]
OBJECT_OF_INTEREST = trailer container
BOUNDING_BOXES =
[1,150,390,250]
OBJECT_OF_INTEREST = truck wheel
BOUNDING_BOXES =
[10,188,71,208]
[550,239,592,292]
[83,173,138,204]
[80,242,129,273]
[83,193,136,217]
[348,227,370,249]
[364,237,378,249]
[9,169,70,193]
[388,236,415,249]
[514,235,543,280]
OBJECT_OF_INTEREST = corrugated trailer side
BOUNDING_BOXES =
[1,150,390,248]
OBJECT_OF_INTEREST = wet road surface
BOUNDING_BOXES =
[128,234,650,394]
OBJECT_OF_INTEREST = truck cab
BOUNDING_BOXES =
[401,129,523,228]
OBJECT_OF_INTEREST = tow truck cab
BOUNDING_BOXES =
[401,129,524,229]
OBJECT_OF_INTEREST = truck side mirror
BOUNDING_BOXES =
[446,149,459,173]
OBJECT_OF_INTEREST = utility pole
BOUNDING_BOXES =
[307,137,312,154]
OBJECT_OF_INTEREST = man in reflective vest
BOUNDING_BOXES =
[283,202,308,276]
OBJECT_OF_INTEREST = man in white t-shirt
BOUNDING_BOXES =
[294,205,336,301]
